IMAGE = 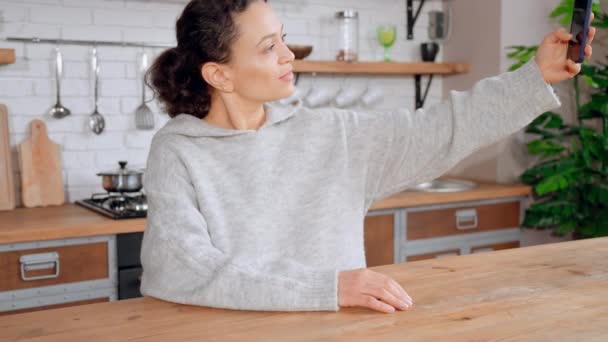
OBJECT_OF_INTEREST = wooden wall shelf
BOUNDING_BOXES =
[292,60,470,109]
[0,49,16,65]
[292,60,470,76]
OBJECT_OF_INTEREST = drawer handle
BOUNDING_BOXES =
[455,209,478,230]
[19,252,60,281]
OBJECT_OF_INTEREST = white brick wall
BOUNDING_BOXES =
[0,0,445,204]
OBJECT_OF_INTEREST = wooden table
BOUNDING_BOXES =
[1,237,606,341]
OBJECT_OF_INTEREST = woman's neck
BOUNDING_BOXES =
[204,92,266,131]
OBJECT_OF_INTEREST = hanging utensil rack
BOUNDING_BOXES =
[5,37,172,49]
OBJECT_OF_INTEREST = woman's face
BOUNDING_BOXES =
[227,1,295,103]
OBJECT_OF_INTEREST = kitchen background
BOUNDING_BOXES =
[1,0,604,243]
[0,0,445,204]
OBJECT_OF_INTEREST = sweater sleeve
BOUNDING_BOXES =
[359,58,561,209]
[140,140,339,312]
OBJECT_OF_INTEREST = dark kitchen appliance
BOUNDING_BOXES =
[76,193,146,300]
[117,232,144,300]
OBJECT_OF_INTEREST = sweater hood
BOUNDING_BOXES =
[155,99,303,138]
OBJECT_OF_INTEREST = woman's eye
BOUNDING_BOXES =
[266,34,287,52]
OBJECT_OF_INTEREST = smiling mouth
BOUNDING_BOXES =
[279,71,294,81]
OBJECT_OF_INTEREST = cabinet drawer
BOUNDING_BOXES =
[407,201,520,240]
[407,249,460,262]
[471,241,520,254]
[0,242,108,292]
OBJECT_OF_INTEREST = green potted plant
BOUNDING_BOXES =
[507,0,608,239]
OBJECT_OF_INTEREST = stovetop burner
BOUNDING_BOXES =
[76,192,147,219]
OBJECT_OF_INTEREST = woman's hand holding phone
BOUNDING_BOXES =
[534,11,595,84]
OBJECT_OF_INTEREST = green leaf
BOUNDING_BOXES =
[583,75,600,88]
[525,126,558,139]
[550,0,601,26]
[586,183,608,205]
[556,221,577,234]
[550,0,574,25]
[520,158,578,185]
[601,102,608,118]
[545,113,564,129]
[529,112,551,128]
[535,168,580,195]
[506,45,538,71]
[524,199,579,229]
[527,139,566,157]
[523,211,561,228]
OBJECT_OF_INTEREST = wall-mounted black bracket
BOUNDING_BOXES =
[415,74,433,109]
[407,0,427,40]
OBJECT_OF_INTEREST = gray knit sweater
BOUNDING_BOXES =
[140,58,561,311]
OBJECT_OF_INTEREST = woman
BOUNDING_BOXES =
[141,0,595,313]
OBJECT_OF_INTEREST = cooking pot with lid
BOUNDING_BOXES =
[97,161,144,192]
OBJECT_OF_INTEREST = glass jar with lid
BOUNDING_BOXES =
[335,10,359,62]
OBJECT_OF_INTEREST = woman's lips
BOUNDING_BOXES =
[279,71,294,82]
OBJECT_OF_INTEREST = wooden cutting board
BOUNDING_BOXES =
[18,119,65,207]
[0,104,16,210]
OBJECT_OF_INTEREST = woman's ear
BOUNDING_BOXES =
[201,62,234,92]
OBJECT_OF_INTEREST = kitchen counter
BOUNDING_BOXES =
[0,204,145,244]
[1,237,606,341]
[368,181,531,210]
[0,182,531,244]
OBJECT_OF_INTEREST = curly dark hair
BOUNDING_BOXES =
[147,0,267,119]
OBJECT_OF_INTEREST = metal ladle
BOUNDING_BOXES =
[48,47,71,119]
[89,47,105,135]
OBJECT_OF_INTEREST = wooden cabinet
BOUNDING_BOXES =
[402,198,524,262]
[364,197,525,266]
[0,242,109,292]
[0,235,117,315]
[407,201,521,240]
[364,211,397,267]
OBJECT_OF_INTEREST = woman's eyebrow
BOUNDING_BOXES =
[256,24,284,47]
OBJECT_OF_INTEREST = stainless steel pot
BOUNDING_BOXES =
[97,161,144,192]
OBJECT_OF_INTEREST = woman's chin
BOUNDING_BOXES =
[272,85,296,102]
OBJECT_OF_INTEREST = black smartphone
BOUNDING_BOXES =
[567,0,593,63]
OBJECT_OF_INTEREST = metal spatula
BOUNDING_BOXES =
[135,51,155,130]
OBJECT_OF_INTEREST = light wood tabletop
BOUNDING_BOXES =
[1,237,606,341]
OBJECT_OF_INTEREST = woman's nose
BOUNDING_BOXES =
[279,42,295,64]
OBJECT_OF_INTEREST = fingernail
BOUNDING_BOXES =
[401,301,410,309]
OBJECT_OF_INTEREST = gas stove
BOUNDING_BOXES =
[76,192,147,219]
